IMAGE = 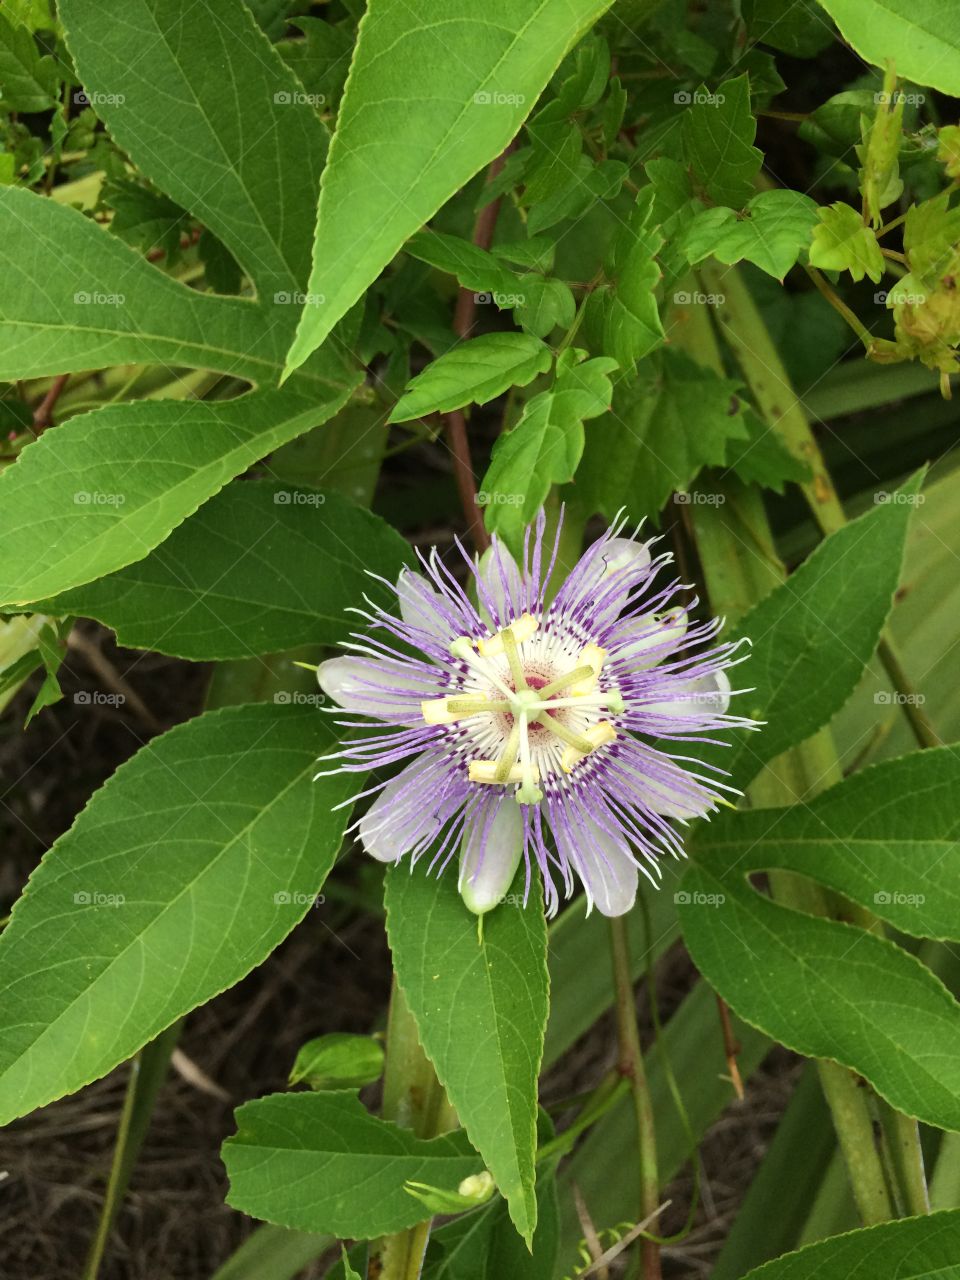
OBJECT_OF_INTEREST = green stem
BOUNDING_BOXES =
[700,259,941,755]
[675,290,913,1226]
[373,980,456,1280]
[609,916,661,1280]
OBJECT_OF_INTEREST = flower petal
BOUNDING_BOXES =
[459,794,523,914]
[359,755,462,863]
[614,608,688,670]
[552,803,639,916]
[641,668,732,719]
[476,539,523,628]
[396,568,453,647]
[317,655,442,720]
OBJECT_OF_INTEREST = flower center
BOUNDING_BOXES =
[420,617,623,805]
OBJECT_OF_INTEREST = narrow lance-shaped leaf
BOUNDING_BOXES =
[389,333,553,423]
[223,1091,482,1238]
[283,0,614,375]
[60,0,328,298]
[698,471,923,793]
[0,704,357,1124]
[0,188,334,385]
[385,867,550,1245]
[30,482,412,661]
[0,385,359,607]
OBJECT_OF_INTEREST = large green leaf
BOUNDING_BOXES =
[385,867,549,1245]
[223,1091,481,1237]
[59,0,327,298]
[739,1209,960,1280]
[33,481,412,660]
[0,386,358,606]
[0,704,356,1124]
[702,472,922,792]
[814,0,960,97]
[283,0,613,375]
[694,747,960,942]
[680,847,960,1132]
[0,188,326,385]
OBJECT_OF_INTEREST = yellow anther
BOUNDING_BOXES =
[476,613,539,657]
[469,760,539,785]
[561,721,617,773]
[569,643,606,695]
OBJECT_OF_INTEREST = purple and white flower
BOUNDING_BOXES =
[316,512,756,918]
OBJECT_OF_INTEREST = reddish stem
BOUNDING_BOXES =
[33,373,70,433]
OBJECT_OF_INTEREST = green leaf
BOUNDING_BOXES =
[576,349,746,521]
[695,747,960,942]
[32,481,411,660]
[738,1210,960,1280]
[681,74,762,209]
[808,202,884,283]
[721,407,813,493]
[814,0,960,97]
[682,190,820,280]
[385,866,550,1245]
[289,1033,385,1091]
[283,0,614,375]
[0,8,57,111]
[0,387,358,607]
[59,0,327,297]
[680,855,960,1132]
[0,704,357,1124]
[223,1091,481,1236]
[480,351,617,546]
[586,187,665,370]
[0,187,337,385]
[703,472,922,792]
[390,333,553,423]
[340,1246,363,1280]
[406,231,519,300]
[105,178,188,261]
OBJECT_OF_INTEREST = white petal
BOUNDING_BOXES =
[595,536,652,581]
[616,608,687,670]
[396,568,451,646]
[477,541,523,628]
[317,655,439,718]
[643,668,731,718]
[459,798,523,915]
[359,757,455,863]
[555,809,639,916]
